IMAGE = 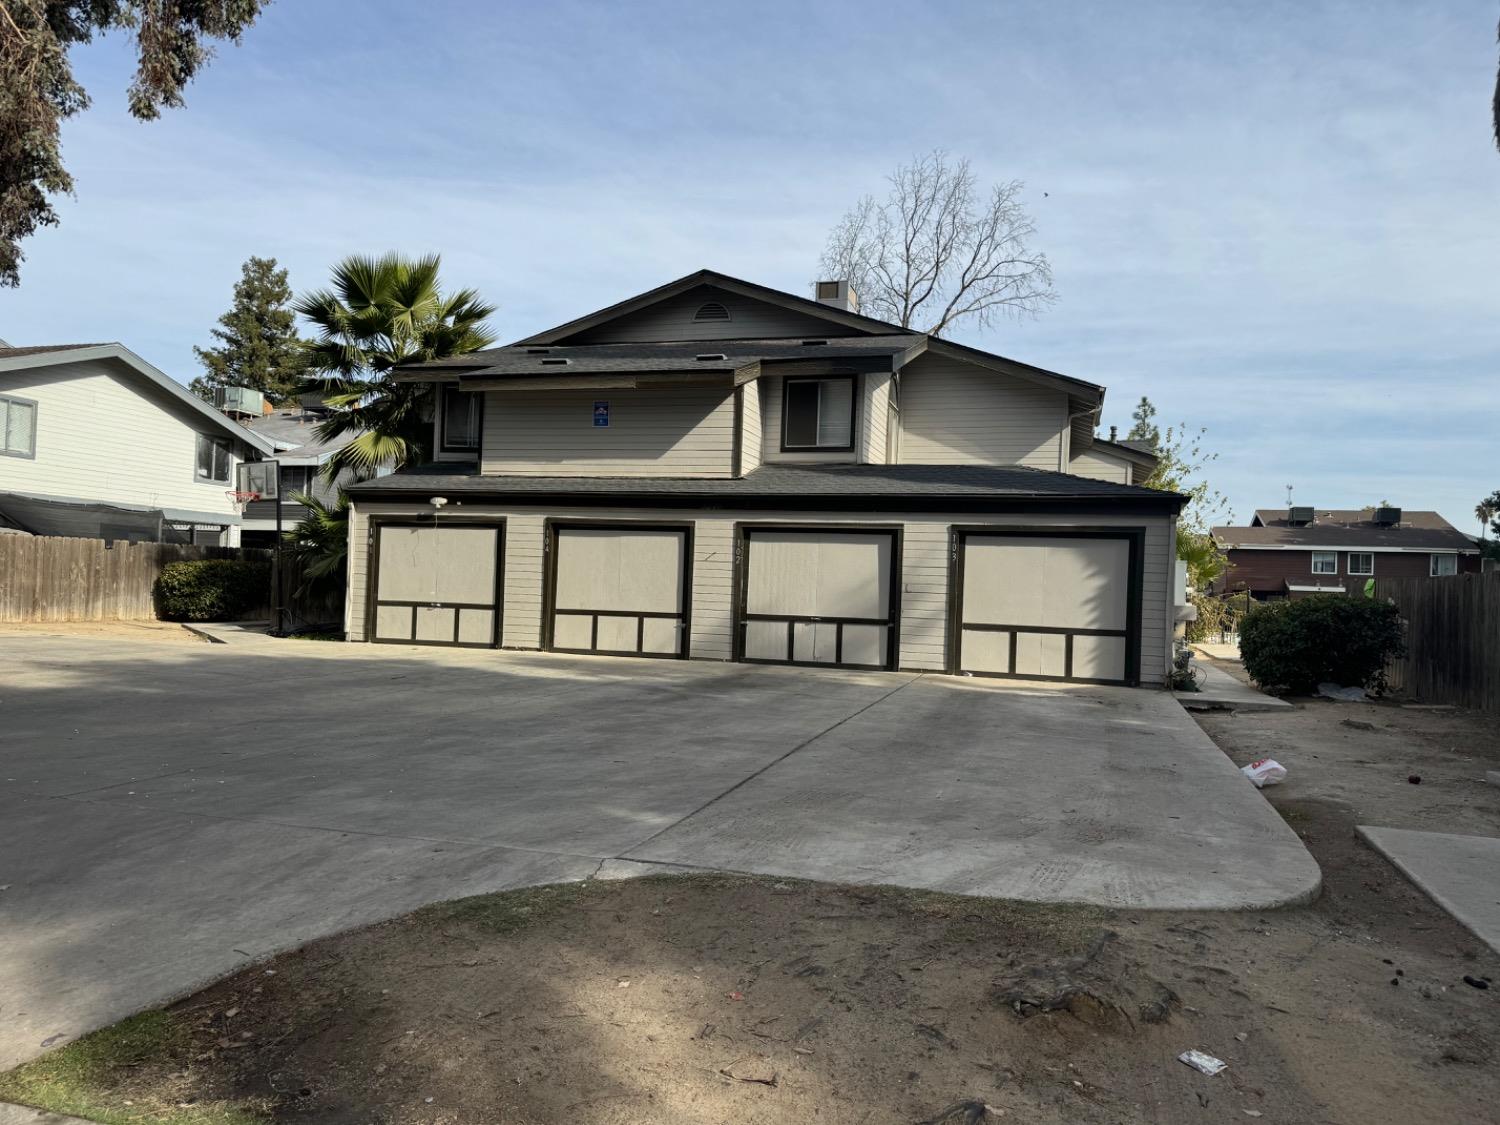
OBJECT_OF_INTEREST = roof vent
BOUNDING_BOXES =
[800,338,828,346]
[1288,506,1315,526]
[1373,506,1402,526]
[694,353,727,362]
[693,302,731,322]
[540,357,571,366]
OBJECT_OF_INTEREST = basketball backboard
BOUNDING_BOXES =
[236,460,279,499]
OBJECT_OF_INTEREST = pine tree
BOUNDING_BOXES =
[1127,396,1160,448]
[192,257,306,404]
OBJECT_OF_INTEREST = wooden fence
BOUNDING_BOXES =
[1374,571,1500,711]
[0,535,341,629]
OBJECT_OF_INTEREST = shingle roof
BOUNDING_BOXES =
[1216,510,1475,551]
[0,343,113,359]
[241,409,354,458]
[349,462,1183,509]
[396,336,926,379]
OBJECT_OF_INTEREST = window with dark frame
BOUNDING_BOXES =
[194,434,231,482]
[782,376,854,451]
[441,384,482,452]
[0,393,36,457]
[1348,552,1374,576]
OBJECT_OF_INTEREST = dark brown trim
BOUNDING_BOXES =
[541,519,694,660]
[732,522,903,671]
[350,488,1185,516]
[779,374,858,453]
[946,525,1146,686]
[366,517,505,648]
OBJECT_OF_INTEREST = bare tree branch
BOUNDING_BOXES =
[817,150,1055,335]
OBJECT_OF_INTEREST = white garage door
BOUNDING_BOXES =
[371,523,502,647]
[739,528,897,669]
[549,525,689,658]
[955,531,1138,684]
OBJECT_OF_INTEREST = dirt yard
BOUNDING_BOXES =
[4,669,1498,1125]
[0,620,206,643]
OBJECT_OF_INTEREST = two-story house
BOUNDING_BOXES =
[1214,506,1481,599]
[0,342,273,544]
[343,270,1185,686]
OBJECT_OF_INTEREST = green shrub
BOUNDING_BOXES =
[1239,594,1405,695]
[1184,590,1243,644]
[154,559,271,622]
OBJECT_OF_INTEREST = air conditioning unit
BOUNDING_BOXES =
[1287,506,1315,526]
[1373,507,1401,526]
[213,385,266,416]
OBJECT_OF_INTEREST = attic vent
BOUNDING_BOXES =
[695,353,727,362]
[540,358,571,366]
[800,339,828,346]
[693,302,731,322]
[526,348,550,354]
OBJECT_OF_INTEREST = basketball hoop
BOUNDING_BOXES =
[227,490,260,511]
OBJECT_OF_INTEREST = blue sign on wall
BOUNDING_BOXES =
[593,400,610,427]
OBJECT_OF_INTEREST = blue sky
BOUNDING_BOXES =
[3,0,1497,531]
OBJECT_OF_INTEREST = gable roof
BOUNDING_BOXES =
[1089,436,1160,471]
[0,343,275,455]
[1216,510,1475,552]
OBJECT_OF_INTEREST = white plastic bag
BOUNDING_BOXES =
[1241,758,1287,788]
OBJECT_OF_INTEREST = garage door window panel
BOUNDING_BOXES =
[739,528,898,669]
[954,530,1140,685]
[549,525,690,658]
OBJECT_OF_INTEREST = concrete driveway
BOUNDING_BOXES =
[0,633,1318,1068]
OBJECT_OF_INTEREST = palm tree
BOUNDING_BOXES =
[282,489,352,599]
[1478,498,1498,543]
[297,253,497,480]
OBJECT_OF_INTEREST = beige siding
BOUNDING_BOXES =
[481,386,735,477]
[739,383,763,476]
[0,358,249,521]
[895,352,1067,469]
[347,503,1173,684]
[567,286,844,344]
[862,372,891,464]
[1070,447,1133,484]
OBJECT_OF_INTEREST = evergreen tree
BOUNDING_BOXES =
[1127,396,1160,448]
[192,257,306,404]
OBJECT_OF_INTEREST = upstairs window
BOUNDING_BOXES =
[1348,552,1374,576]
[195,434,231,482]
[1310,551,1337,575]
[1430,554,1457,577]
[782,376,854,452]
[441,384,482,452]
[0,394,36,458]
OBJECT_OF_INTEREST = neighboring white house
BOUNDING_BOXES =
[344,269,1187,687]
[0,343,274,544]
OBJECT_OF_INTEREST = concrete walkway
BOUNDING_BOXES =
[1176,658,1292,713]
[1358,827,1500,955]
[0,635,1318,1070]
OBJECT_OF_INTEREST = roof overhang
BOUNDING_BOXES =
[0,344,276,456]
[1089,438,1160,471]
[1216,540,1476,555]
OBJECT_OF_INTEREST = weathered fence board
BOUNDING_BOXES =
[1374,572,1499,711]
[0,536,345,626]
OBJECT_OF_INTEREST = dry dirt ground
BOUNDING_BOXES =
[0,620,205,643]
[4,669,1499,1125]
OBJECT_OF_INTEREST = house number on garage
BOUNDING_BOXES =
[593,401,610,427]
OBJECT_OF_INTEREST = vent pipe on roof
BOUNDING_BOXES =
[814,279,859,313]
[1109,425,1118,441]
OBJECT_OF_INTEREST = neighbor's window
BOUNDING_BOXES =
[1348,552,1374,576]
[195,434,232,482]
[279,466,313,497]
[1311,551,1338,575]
[782,376,854,451]
[0,393,37,457]
[441,384,481,452]
[1430,554,1458,577]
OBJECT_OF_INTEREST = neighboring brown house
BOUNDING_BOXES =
[1213,507,1480,599]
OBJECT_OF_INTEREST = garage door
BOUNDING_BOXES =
[738,527,898,670]
[371,522,502,647]
[953,529,1140,684]
[548,524,690,658]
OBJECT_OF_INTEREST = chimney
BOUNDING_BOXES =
[814,279,859,313]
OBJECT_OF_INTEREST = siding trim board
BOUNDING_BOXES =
[947,525,1146,686]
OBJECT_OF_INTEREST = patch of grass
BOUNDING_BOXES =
[286,628,343,642]
[417,879,602,935]
[869,883,1109,951]
[0,1012,267,1125]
